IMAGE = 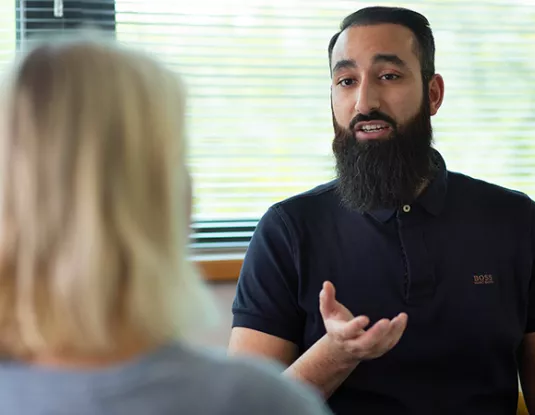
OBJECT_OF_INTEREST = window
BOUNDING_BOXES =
[19,0,115,39]
[0,0,16,72]
[115,0,535,251]
[18,1,535,253]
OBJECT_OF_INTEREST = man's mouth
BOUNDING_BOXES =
[360,124,389,132]
[354,122,392,140]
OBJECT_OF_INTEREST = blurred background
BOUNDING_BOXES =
[4,0,535,348]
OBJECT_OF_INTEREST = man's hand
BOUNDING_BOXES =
[319,281,408,367]
[230,280,409,399]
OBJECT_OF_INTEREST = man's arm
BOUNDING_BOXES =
[230,354,334,415]
[228,328,356,399]
[520,333,535,413]
[230,207,407,398]
[228,328,299,368]
[229,282,408,399]
[523,201,535,414]
[284,334,361,398]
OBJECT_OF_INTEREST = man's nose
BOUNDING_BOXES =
[354,79,380,115]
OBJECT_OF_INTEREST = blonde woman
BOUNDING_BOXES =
[0,36,332,415]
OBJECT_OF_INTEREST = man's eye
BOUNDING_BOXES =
[380,74,400,81]
[338,78,356,86]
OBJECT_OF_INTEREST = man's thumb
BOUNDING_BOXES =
[319,281,337,318]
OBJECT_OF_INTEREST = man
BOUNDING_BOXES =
[228,6,535,415]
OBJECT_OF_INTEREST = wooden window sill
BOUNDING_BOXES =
[195,257,243,282]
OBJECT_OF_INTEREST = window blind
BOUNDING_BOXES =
[0,0,16,73]
[16,1,535,251]
[19,1,115,37]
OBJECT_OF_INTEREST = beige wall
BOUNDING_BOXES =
[188,282,237,349]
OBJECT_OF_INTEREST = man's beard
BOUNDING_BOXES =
[332,97,435,213]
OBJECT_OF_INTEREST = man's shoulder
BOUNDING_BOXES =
[254,180,345,237]
[448,170,534,207]
[270,179,342,217]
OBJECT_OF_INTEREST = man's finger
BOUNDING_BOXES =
[348,318,391,351]
[319,281,337,318]
[349,313,408,356]
[385,313,408,350]
[320,280,356,323]
[325,315,370,341]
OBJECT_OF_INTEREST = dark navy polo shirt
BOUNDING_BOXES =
[232,150,535,415]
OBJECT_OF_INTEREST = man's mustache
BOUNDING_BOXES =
[349,111,397,132]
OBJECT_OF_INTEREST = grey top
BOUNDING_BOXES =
[0,342,331,415]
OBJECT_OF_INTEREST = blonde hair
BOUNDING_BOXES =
[0,33,214,358]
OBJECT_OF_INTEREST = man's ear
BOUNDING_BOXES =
[428,74,445,116]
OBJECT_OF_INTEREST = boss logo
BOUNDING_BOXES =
[473,274,494,285]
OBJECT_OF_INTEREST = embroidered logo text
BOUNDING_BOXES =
[473,274,494,285]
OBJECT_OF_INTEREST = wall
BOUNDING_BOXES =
[188,282,236,350]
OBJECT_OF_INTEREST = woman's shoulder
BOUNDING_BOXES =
[160,342,332,415]
[0,342,332,415]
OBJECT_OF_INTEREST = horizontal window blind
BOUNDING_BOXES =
[114,0,535,250]
[18,1,115,38]
[17,1,535,251]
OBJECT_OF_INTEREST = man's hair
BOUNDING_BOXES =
[0,33,215,358]
[328,6,436,82]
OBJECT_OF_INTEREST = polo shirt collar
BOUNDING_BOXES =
[367,149,448,223]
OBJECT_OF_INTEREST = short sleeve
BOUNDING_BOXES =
[232,206,305,345]
[528,272,535,333]
[527,202,535,333]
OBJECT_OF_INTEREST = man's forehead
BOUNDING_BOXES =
[331,23,418,66]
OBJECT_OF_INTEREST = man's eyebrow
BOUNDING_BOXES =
[372,53,408,69]
[332,59,357,74]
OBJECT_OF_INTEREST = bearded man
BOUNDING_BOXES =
[228,6,535,415]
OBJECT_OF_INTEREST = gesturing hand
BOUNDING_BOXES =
[319,281,408,366]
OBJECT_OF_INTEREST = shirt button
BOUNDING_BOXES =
[402,205,411,213]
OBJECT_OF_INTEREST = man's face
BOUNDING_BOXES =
[330,23,427,137]
[329,23,443,212]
